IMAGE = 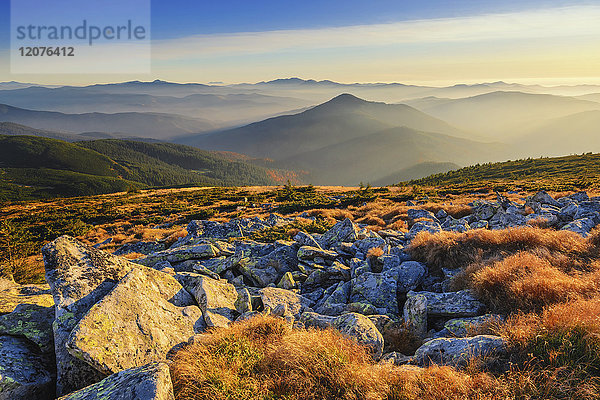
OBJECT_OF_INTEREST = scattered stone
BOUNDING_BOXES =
[277,272,297,290]
[138,244,219,266]
[176,273,238,323]
[444,315,501,337]
[403,293,428,336]
[297,246,338,261]
[301,311,384,359]
[318,219,359,249]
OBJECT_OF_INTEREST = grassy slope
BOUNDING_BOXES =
[407,153,600,192]
[0,136,282,201]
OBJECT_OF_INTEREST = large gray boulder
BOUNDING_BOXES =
[43,236,139,395]
[57,362,174,400]
[413,335,506,367]
[66,268,201,375]
[0,335,54,400]
[561,218,597,237]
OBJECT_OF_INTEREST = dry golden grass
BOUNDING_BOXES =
[170,316,401,400]
[470,252,600,312]
[408,227,592,275]
[170,314,600,400]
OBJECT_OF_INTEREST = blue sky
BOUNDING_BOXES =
[1,0,599,85]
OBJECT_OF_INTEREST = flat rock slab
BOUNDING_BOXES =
[57,362,174,400]
[0,303,55,353]
[67,268,200,375]
[406,290,486,318]
[413,335,506,367]
[137,244,220,267]
[0,335,54,400]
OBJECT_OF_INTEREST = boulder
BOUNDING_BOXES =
[391,261,427,293]
[57,362,174,400]
[408,221,441,238]
[530,191,561,208]
[561,218,597,237]
[42,236,140,395]
[301,311,384,359]
[277,272,297,290]
[0,335,54,400]
[137,244,219,266]
[293,231,323,249]
[333,313,384,359]
[0,303,54,353]
[297,246,338,261]
[318,219,359,249]
[66,268,201,375]
[350,272,399,315]
[259,287,314,318]
[407,290,486,318]
[413,335,506,367]
[403,293,428,336]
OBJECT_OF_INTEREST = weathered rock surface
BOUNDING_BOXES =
[260,287,314,318]
[0,303,54,353]
[413,335,506,367]
[349,271,399,315]
[43,236,139,395]
[66,268,200,375]
[407,290,486,318]
[57,362,174,400]
[0,335,54,400]
[318,219,359,249]
[301,311,384,359]
[138,243,219,266]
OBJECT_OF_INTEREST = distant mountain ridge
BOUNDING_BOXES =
[0,103,214,139]
[180,94,511,185]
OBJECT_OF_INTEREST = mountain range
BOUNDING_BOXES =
[2,78,600,189]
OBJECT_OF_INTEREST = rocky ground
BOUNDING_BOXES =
[0,190,597,399]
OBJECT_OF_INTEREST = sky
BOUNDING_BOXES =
[0,0,599,85]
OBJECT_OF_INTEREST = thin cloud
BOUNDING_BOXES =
[152,5,600,60]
